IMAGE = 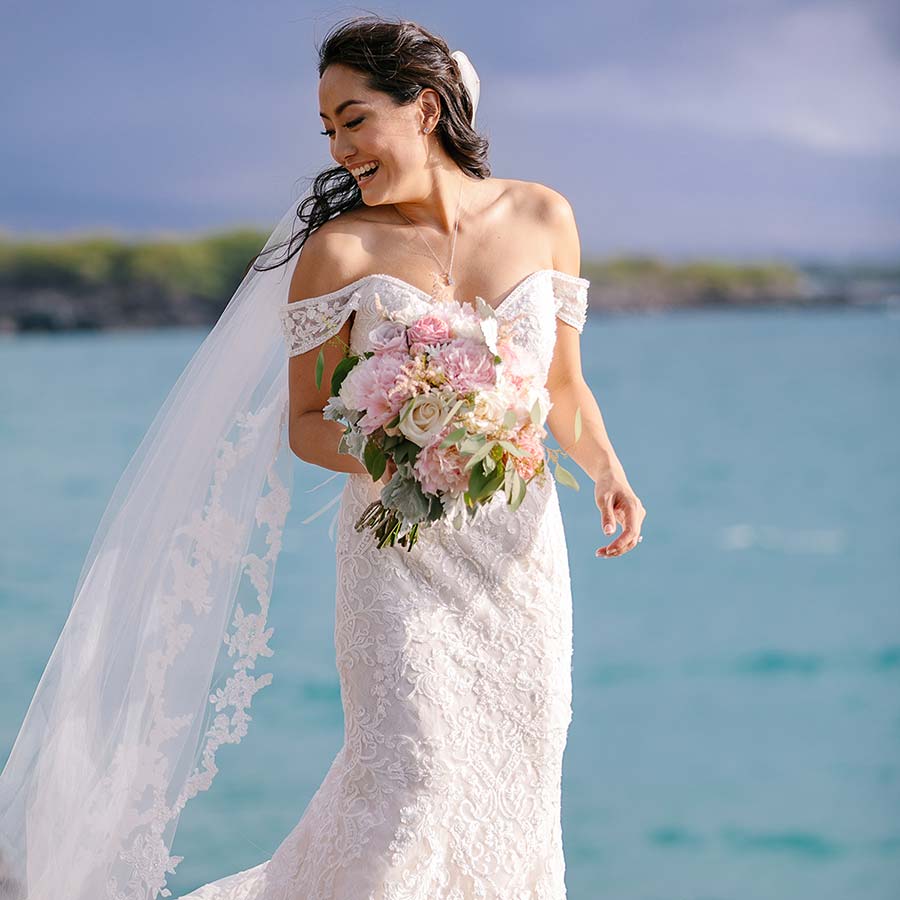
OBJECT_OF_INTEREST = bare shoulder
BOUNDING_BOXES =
[500,179,581,273]
[287,208,375,303]
[490,178,572,221]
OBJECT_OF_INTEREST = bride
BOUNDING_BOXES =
[0,14,645,900]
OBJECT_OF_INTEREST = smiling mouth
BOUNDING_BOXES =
[355,163,380,184]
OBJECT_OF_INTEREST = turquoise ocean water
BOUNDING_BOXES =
[1,307,898,899]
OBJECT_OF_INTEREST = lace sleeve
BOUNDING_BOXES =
[279,283,362,358]
[552,271,591,333]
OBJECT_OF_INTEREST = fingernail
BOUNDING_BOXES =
[604,524,614,534]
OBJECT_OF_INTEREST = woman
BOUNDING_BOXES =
[0,15,645,900]
[183,15,644,898]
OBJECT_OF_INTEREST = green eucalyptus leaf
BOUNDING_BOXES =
[398,398,415,425]
[314,348,325,390]
[459,435,487,456]
[554,461,580,491]
[363,440,387,482]
[485,461,505,496]
[426,494,445,521]
[503,463,514,502]
[440,426,468,448]
[330,355,359,398]
[497,440,526,458]
[468,459,504,502]
[467,461,490,501]
[508,469,527,511]
[393,439,421,467]
[464,440,497,470]
[505,468,520,509]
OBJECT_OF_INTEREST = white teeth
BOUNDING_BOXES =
[350,162,378,179]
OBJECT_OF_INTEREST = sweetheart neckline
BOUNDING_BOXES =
[280,268,589,316]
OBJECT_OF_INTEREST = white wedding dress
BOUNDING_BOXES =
[180,268,590,900]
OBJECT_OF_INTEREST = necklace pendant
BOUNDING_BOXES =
[431,271,449,299]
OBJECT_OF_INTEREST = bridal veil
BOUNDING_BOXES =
[0,200,302,899]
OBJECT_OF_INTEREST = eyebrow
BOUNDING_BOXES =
[319,98,367,119]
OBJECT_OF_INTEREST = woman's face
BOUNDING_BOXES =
[318,63,436,205]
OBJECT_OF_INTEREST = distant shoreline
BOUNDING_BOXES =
[1,229,897,333]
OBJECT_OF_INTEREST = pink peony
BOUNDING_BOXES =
[339,351,408,434]
[413,432,471,496]
[407,313,451,347]
[432,339,497,393]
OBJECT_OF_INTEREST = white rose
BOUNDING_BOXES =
[398,393,451,447]
[459,389,507,434]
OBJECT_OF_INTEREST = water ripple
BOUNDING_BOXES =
[721,827,843,858]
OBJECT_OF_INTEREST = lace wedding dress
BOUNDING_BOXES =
[180,268,590,900]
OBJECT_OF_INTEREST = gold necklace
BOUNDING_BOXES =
[393,178,464,299]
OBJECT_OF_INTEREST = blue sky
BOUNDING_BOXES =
[1,0,898,261]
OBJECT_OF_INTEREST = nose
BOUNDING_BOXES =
[333,131,356,167]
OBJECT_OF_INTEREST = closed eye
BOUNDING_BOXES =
[320,116,364,137]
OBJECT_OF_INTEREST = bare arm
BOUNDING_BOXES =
[540,188,647,557]
[285,226,373,478]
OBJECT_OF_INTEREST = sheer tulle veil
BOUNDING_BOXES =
[0,49,482,900]
[0,199,301,900]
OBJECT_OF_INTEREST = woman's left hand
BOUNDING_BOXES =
[594,467,646,558]
[379,456,398,487]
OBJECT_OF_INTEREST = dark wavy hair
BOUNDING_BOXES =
[250,14,490,275]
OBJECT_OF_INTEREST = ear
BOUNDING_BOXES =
[418,87,442,131]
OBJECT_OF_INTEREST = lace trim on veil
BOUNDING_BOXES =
[106,399,292,899]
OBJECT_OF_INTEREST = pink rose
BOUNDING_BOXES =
[432,339,497,393]
[407,314,451,347]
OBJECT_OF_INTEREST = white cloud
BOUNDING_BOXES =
[494,2,900,155]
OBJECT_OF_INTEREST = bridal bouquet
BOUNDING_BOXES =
[318,294,581,550]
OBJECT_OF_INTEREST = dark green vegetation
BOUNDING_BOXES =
[0,227,895,332]
[0,229,262,298]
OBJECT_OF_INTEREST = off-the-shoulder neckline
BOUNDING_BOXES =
[280,268,589,315]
